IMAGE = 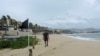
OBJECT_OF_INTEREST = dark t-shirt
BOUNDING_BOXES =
[43,32,49,41]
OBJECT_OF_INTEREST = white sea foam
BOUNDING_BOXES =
[62,34,98,41]
[69,36,96,41]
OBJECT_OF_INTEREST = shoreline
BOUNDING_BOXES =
[0,34,100,56]
[62,33,100,41]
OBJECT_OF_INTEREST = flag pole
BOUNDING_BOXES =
[28,18,29,48]
[28,19,32,56]
[17,22,19,36]
[19,19,32,56]
[27,19,29,48]
[27,18,30,56]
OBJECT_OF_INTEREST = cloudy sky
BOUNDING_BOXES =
[0,0,100,29]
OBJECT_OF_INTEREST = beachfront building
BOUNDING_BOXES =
[0,25,14,31]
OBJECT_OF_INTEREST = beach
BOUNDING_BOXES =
[1,34,100,56]
[34,34,100,56]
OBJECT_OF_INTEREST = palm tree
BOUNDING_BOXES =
[1,15,8,34]
[7,15,12,26]
[0,19,3,30]
[7,15,11,19]
[29,22,33,29]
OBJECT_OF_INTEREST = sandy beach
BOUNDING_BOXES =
[34,34,100,56]
[0,34,100,56]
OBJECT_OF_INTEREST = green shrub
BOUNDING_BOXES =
[0,36,40,49]
[10,37,28,49]
[0,41,10,49]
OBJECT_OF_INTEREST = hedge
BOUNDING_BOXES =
[0,36,39,49]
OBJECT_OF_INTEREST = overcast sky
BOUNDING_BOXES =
[0,0,100,29]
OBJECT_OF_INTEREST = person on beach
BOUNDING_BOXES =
[43,30,49,47]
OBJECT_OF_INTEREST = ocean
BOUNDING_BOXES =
[63,33,100,41]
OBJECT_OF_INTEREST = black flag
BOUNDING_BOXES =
[19,19,29,29]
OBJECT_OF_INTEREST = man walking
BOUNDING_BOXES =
[43,30,49,47]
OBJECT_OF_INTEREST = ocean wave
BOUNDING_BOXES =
[70,36,96,41]
[62,34,98,41]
